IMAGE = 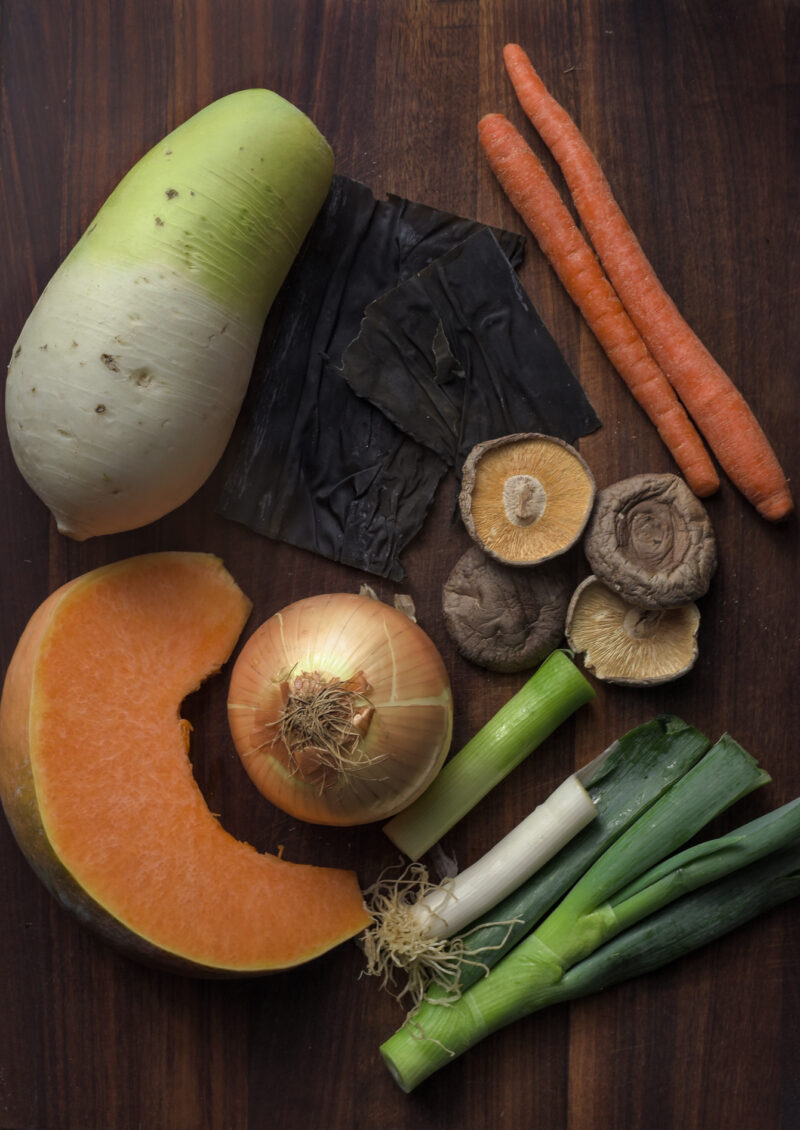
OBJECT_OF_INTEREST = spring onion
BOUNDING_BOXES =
[380,732,771,1090]
[408,775,596,938]
[383,650,594,860]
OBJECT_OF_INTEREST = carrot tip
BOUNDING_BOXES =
[692,481,720,499]
[758,494,794,522]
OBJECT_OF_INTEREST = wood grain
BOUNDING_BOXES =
[1,1,797,1127]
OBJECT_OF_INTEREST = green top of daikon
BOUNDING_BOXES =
[68,89,334,333]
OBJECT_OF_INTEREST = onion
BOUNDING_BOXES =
[227,593,453,826]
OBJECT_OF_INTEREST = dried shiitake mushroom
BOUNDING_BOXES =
[566,575,700,686]
[442,545,571,673]
[583,473,717,610]
[459,433,596,566]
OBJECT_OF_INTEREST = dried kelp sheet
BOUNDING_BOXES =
[219,175,527,580]
[340,228,601,468]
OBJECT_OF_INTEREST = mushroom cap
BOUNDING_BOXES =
[566,575,700,686]
[583,472,717,610]
[442,546,571,673]
[459,433,596,566]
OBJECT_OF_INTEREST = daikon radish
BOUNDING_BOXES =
[6,90,333,539]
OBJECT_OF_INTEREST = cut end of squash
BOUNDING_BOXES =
[0,552,370,975]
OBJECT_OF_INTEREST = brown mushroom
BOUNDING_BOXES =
[442,545,571,673]
[583,473,717,610]
[566,575,700,686]
[459,433,596,566]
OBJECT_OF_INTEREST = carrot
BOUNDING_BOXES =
[477,113,719,498]
[502,43,793,522]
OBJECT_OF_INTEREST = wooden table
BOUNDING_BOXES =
[1,2,797,1127]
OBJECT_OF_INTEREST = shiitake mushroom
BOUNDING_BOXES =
[583,472,717,610]
[442,546,571,673]
[459,433,596,567]
[565,575,701,686]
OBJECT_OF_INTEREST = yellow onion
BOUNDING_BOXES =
[227,593,453,826]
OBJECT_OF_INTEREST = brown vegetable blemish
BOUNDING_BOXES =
[155,216,165,227]
[100,354,120,372]
[13,345,21,358]
[165,188,179,199]
[95,404,106,414]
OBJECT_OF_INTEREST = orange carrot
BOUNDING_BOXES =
[502,43,793,521]
[477,112,719,498]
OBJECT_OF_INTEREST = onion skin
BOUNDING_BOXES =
[227,594,453,826]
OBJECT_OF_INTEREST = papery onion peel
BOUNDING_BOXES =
[227,593,453,826]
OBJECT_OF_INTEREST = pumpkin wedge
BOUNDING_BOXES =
[0,552,369,975]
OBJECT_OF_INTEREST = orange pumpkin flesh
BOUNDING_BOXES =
[0,553,370,975]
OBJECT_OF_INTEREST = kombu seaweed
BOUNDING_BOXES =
[219,175,599,580]
[340,228,601,468]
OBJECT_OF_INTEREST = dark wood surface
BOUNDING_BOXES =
[1,2,798,1128]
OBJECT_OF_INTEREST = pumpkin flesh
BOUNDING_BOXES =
[0,553,370,974]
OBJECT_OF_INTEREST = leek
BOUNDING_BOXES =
[548,835,800,1004]
[408,775,596,939]
[365,715,710,1008]
[384,822,800,1092]
[383,650,594,860]
[432,714,712,995]
[361,774,597,1004]
[380,733,772,1090]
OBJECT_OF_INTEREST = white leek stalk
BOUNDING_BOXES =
[409,776,596,939]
